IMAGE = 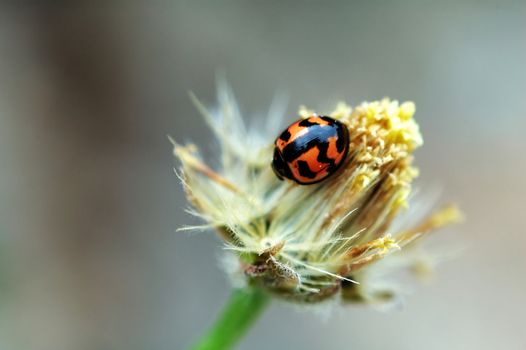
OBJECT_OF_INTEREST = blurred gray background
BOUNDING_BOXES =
[0,1,525,350]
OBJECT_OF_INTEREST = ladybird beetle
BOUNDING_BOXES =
[272,115,350,185]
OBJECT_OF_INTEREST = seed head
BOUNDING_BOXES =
[173,83,461,304]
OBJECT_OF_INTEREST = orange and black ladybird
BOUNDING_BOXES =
[272,115,350,185]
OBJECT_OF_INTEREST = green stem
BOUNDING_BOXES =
[190,288,270,350]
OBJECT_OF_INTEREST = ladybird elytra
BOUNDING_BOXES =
[272,115,350,185]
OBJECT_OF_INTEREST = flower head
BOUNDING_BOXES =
[173,83,461,304]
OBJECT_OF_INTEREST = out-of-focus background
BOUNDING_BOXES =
[1,2,525,350]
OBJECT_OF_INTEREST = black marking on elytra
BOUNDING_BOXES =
[316,142,336,168]
[297,160,317,179]
[279,129,291,142]
[298,118,319,127]
[281,124,339,162]
[272,148,293,181]
[320,116,334,123]
[336,133,345,152]
[336,121,349,153]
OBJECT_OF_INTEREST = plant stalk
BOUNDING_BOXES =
[189,288,270,350]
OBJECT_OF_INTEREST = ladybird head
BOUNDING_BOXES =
[271,147,293,181]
